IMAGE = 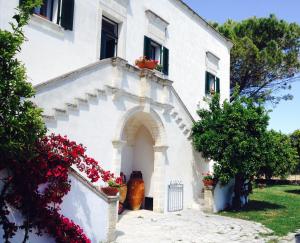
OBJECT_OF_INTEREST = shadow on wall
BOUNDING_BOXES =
[213,179,235,212]
[191,150,236,212]
[61,174,107,243]
[191,149,210,203]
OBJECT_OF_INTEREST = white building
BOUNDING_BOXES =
[0,0,232,242]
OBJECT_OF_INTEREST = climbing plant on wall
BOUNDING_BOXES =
[0,1,121,242]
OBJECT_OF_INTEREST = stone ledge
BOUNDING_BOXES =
[69,168,119,203]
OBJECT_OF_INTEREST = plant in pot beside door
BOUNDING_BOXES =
[202,172,216,189]
[101,177,123,196]
[135,57,158,70]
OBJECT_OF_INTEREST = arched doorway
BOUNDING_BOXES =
[112,107,168,212]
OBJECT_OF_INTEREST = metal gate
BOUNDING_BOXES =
[167,181,183,212]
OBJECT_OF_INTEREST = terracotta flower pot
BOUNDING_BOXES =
[136,60,158,70]
[203,179,214,187]
[101,186,119,196]
[144,60,158,69]
[136,61,146,69]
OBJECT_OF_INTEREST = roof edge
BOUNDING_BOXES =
[174,0,233,49]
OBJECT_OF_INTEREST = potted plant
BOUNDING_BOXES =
[202,172,215,189]
[101,177,122,196]
[155,64,163,72]
[135,57,158,70]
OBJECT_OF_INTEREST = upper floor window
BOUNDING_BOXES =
[19,0,74,30]
[205,71,220,95]
[100,17,118,60]
[34,0,54,21]
[144,36,169,75]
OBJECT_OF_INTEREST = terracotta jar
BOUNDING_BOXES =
[127,171,145,210]
[119,184,128,204]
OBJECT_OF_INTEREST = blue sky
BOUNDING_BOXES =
[183,0,300,134]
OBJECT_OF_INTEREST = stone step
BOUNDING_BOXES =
[65,102,78,110]
[86,92,98,99]
[54,108,67,115]
[183,129,190,135]
[42,114,56,122]
[179,123,186,129]
[96,88,106,95]
[75,97,88,104]
[176,117,182,123]
[171,111,178,118]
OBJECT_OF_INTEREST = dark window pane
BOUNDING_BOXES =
[34,0,53,20]
[102,18,118,38]
[100,17,118,60]
[150,45,156,60]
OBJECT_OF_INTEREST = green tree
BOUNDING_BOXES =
[212,15,300,103]
[290,129,300,173]
[0,0,45,163]
[258,130,298,179]
[192,90,269,209]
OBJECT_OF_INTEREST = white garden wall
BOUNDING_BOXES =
[0,170,118,243]
[213,179,235,212]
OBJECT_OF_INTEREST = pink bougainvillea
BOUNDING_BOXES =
[0,134,122,242]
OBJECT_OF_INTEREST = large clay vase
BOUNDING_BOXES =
[119,184,128,204]
[127,171,145,210]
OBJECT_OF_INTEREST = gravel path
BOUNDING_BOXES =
[115,209,282,243]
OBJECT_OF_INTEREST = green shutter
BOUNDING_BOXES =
[205,71,210,94]
[60,0,74,30]
[144,36,151,59]
[216,77,220,93]
[162,47,169,75]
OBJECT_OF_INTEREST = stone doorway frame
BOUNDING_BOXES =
[112,106,168,213]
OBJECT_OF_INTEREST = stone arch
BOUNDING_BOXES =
[114,106,167,146]
[112,106,168,212]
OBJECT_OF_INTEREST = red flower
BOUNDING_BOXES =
[0,133,120,242]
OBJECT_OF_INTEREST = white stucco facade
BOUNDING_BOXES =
[0,0,231,118]
[0,0,232,241]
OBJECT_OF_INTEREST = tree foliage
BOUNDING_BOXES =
[258,130,298,179]
[0,0,45,163]
[212,15,300,103]
[290,129,300,173]
[192,90,269,208]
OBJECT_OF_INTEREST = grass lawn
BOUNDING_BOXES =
[219,184,300,236]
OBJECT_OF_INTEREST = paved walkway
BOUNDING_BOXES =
[115,209,282,243]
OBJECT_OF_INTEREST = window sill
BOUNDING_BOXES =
[29,14,64,36]
[153,69,168,78]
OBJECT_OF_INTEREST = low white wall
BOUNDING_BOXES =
[213,179,235,212]
[0,171,118,243]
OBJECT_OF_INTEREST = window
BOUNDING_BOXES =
[33,0,54,21]
[144,36,169,75]
[149,40,161,62]
[205,71,220,95]
[100,17,118,60]
[19,0,75,30]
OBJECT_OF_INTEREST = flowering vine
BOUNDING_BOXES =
[0,134,121,243]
